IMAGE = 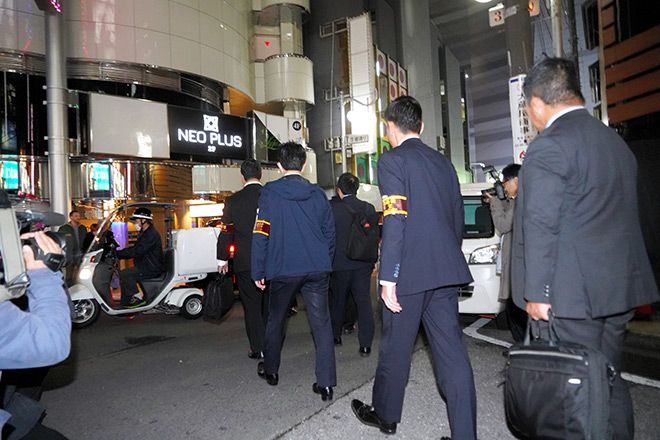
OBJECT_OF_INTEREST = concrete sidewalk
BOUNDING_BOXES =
[282,336,660,440]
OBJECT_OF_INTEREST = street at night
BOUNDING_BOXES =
[39,295,660,439]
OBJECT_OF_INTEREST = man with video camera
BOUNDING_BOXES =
[1,228,72,439]
[482,163,527,342]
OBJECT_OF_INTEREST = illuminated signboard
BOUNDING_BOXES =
[34,0,62,13]
[168,106,249,161]
[88,163,111,198]
[0,161,19,190]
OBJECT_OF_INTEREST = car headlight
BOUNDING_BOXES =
[468,244,500,264]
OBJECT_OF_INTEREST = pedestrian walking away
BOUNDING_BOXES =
[329,172,378,356]
[217,159,268,360]
[251,142,337,401]
[350,95,477,439]
[511,57,659,439]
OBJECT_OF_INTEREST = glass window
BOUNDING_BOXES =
[463,196,494,239]
[588,61,601,105]
[582,0,599,50]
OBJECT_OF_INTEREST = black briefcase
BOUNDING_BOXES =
[503,317,614,440]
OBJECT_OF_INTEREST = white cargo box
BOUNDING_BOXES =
[172,227,220,276]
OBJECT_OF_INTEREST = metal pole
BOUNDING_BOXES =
[45,10,70,216]
[551,0,563,57]
[339,91,347,173]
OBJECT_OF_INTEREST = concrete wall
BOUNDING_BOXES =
[397,0,442,150]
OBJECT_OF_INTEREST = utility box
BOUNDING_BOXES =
[173,227,220,275]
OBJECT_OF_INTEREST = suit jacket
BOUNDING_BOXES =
[511,109,658,319]
[330,194,379,271]
[216,182,262,273]
[377,137,472,295]
[58,222,87,264]
[489,196,515,301]
[251,175,335,281]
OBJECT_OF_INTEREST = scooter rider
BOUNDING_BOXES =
[117,208,164,308]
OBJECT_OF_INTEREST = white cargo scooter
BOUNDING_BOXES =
[69,202,219,328]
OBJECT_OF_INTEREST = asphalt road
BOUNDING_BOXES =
[39,300,660,439]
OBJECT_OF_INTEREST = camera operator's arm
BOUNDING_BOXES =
[0,232,71,369]
[487,195,514,235]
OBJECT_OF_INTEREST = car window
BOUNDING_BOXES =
[463,196,494,239]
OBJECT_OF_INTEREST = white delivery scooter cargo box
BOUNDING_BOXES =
[173,227,220,275]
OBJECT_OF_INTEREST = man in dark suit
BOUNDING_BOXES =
[330,172,379,356]
[512,58,659,439]
[58,209,88,286]
[252,142,337,401]
[351,96,476,438]
[217,159,267,360]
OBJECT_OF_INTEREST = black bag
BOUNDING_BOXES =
[504,317,614,440]
[202,274,235,320]
[345,204,379,263]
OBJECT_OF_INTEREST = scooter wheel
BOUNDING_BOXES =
[72,299,101,328]
[180,294,203,319]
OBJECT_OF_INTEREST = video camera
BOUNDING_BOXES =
[0,190,67,303]
[480,165,507,201]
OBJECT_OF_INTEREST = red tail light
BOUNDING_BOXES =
[229,244,236,254]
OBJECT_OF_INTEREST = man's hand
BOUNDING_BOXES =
[526,301,551,321]
[217,262,229,274]
[381,284,402,313]
[255,279,266,290]
[21,231,63,272]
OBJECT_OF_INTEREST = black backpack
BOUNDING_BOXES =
[345,203,379,263]
[202,274,235,320]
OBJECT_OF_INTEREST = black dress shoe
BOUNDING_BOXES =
[334,336,342,346]
[257,361,278,386]
[359,346,371,357]
[248,350,264,359]
[351,399,396,434]
[312,383,333,401]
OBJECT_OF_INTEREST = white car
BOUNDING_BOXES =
[459,183,504,315]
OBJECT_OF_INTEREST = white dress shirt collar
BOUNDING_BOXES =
[546,106,585,129]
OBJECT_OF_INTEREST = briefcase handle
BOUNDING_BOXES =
[523,311,560,347]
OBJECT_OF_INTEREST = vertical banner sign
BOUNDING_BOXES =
[168,106,249,161]
[509,75,537,164]
[348,13,378,155]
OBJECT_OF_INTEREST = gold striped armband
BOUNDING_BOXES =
[253,219,271,236]
[382,195,408,217]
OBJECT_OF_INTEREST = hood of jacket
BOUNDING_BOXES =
[268,175,317,201]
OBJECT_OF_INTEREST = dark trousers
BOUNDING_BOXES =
[506,298,527,343]
[235,271,268,353]
[372,287,477,439]
[330,267,375,348]
[263,272,336,387]
[119,267,141,304]
[552,309,635,440]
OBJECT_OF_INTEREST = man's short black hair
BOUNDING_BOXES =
[278,142,306,171]
[523,57,584,106]
[69,209,79,217]
[384,95,423,134]
[502,163,521,181]
[337,173,359,195]
[240,159,262,180]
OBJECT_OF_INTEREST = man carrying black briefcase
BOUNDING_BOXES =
[504,317,614,439]
[511,58,658,439]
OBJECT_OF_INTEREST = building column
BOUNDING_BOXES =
[45,11,70,216]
